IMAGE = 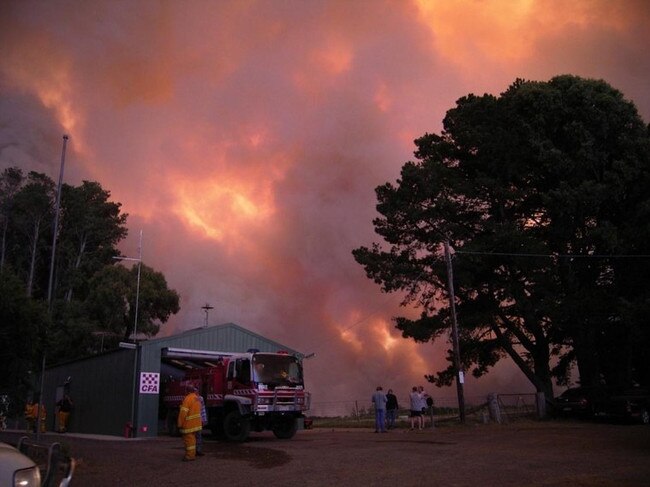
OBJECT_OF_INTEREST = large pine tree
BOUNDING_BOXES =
[354,76,650,396]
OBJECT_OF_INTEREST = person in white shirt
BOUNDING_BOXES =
[409,386,422,430]
[371,386,388,433]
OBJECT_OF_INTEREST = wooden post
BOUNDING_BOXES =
[536,392,547,419]
[444,239,466,423]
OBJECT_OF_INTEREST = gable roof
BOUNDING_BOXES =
[142,322,302,357]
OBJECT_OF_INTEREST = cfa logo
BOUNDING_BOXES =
[139,372,160,395]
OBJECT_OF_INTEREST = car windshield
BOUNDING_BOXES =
[253,354,303,387]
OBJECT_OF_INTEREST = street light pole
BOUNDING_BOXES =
[113,229,142,437]
[114,229,142,340]
[134,230,142,340]
[444,238,466,423]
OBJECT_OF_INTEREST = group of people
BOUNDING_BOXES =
[177,384,208,462]
[24,394,74,434]
[371,385,433,432]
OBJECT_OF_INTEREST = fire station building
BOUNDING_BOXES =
[41,323,302,438]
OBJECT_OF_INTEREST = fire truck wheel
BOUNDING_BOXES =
[272,418,298,439]
[223,410,250,442]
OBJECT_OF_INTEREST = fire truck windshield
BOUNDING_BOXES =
[253,354,303,387]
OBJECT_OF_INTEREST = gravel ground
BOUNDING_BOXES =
[2,420,650,486]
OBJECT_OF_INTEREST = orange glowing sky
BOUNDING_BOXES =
[2,0,649,411]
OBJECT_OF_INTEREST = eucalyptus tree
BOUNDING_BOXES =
[56,180,128,302]
[0,167,182,371]
[85,263,180,342]
[0,166,24,272]
[11,172,55,297]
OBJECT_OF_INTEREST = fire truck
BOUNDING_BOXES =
[161,347,310,441]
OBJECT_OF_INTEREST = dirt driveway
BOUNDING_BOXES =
[2,420,650,486]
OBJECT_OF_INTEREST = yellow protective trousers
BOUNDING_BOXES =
[182,432,197,460]
[58,411,70,432]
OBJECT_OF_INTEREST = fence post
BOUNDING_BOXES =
[355,400,359,421]
[536,392,547,419]
[487,393,502,424]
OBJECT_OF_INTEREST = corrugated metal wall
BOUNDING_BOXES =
[44,348,135,436]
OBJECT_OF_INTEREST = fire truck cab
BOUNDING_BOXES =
[161,348,310,442]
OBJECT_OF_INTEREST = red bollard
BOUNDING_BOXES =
[124,422,133,438]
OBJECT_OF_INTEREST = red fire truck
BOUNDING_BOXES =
[161,347,310,441]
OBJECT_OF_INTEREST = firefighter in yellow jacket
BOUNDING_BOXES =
[25,398,46,433]
[24,399,36,433]
[34,401,46,433]
[177,385,202,461]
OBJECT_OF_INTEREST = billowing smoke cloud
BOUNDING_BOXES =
[2,0,649,413]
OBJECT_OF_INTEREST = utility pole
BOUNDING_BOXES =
[444,238,466,423]
[39,135,68,440]
[47,134,69,308]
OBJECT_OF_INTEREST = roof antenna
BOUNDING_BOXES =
[201,303,214,328]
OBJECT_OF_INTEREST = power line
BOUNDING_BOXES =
[454,250,650,259]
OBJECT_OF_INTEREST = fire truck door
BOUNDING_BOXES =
[228,359,251,389]
[207,368,225,405]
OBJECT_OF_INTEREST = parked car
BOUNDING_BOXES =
[553,386,605,417]
[0,442,41,486]
[594,386,650,424]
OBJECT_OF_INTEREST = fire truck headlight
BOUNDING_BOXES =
[257,397,272,405]
[296,397,304,404]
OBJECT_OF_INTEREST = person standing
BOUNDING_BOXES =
[177,385,202,461]
[37,404,47,433]
[417,386,429,429]
[385,389,399,430]
[409,386,422,430]
[32,398,46,433]
[56,394,73,433]
[24,399,36,433]
[195,393,208,457]
[371,386,387,433]
[425,394,435,428]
